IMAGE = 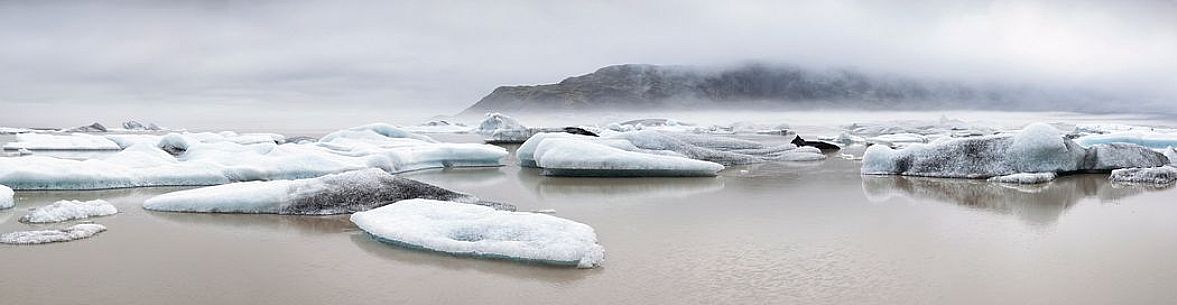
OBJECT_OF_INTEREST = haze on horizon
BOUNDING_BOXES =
[1,0,1174,129]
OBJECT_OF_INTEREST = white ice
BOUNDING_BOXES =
[350,199,605,268]
[3,133,122,151]
[533,138,725,177]
[0,124,507,190]
[402,120,474,133]
[0,223,107,245]
[1109,166,1177,185]
[987,172,1057,184]
[20,199,118,223]
[0,184,12,209]
[862,123,1168,178]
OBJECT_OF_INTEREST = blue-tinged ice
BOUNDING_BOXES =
[350,199,605,268]
[862,123,1169,178]
[0,124,507,190]
[1074,132,1177,150]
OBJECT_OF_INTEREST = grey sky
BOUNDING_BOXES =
[1,0,1174,129]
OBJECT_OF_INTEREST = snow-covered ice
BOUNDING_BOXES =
[0,223,107,245]
[862,123,1169,178]
[20,199,118,223]
[0,184,12,209]
[351,199,605,268]
[3,133,122,150]
[987,172,1057,184]
[144,168,513,214]
[0,124,507,190]
[1109,166,1177,185]
[534,139,725,177]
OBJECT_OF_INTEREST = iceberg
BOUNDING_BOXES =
[121,120,163,131]
[987,172,1056,184]
[0,184,12,209]
[476,113,536,143]
[0,124,507,190]
[3,133,122,151]
[350,199,605,268]
[1109,166,1177,185]
[0,223,106,245]
[402,120,474,133]
[862,123,1169,179]
[20,199,118,223]
[1074,132,1177,150]
[144,169,513,214]
[533,139,725,177]
[65,122,108,132]
[612,131,825,165]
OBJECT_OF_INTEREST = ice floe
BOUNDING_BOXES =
[20,199,118,223]
[534,138,725,177]
[350,199,604,268]
[0,124,507,190]
[144,169,513,214]
[0,223,107,245]
[3,133,122,151]
[987,172,1057,184]
[0,184,12,209]
[402,120,474,133]
[862,123,1169,179]
[1074,132,1177,150]
[1109,166,1177,185]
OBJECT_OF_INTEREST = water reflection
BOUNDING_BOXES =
[533,176,725,201]
[862,174,1171,224]
[145,212,356,235]
[348,233,594,283]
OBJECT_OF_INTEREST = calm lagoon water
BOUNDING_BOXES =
[2,129,1177,304]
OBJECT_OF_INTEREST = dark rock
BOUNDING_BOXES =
[562,127,599,137]
[791,136,841,151]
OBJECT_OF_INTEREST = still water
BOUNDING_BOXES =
[1,134,1176,304]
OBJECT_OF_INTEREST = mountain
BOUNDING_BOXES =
[461,63,1104,114]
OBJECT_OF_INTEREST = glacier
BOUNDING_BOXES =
[1109,166,1177,185]
[862,123,1169,178]
[0,184,12,209]
[143,168,513,214]
[0,223,107,245]
[0,124,507,190]
[350,199,605,268]
[20,199,118,223]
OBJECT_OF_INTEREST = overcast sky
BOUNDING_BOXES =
[1,0,1174,129]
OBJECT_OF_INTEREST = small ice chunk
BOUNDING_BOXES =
[144,168,513,214]
[534,139,724,177]
[1109,166,1177,185]
[0,223,107,245]
[987,172,1057,184]
[0,184,13,209]
[20,199,118,223]
[350,199,605,268]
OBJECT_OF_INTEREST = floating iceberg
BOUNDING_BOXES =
[350,199,604,268]
[862,123,1169,179]
[1109,166,1177,185]
[987,172,1056,184]
[0,184,12,209]
[121,120,163,131]
[20,199,118,223]
[0,127,33,135]
[144,169,513,214]
[3,133,122,151]
[0,124,507,190]
[534,139,725,177]
[613,131,825,165]
[0,223,106,245]
[1074,132,1177,150]
[476,113,536,143]
[866,133,928,148]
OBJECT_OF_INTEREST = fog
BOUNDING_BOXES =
[1,0,1174,129]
